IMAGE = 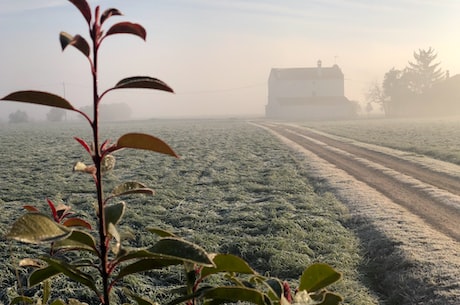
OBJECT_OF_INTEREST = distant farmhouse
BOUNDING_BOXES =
[266,60,356,120]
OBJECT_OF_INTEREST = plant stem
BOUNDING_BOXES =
[92,21,110,305]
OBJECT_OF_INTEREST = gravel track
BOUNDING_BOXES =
[255,121,460,304]
[262,123,460,242]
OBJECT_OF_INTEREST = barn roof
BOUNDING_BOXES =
[270,65,344,80]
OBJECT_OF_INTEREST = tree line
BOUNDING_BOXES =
[367,47,460,118]
[7,103,132,123]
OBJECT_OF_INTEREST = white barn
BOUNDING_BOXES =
[265,60,355,119]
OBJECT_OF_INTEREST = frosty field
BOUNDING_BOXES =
[0,119,376,304]
[2,117,460,304]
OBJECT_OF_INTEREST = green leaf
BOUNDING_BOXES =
[43,257,99,294]
[201,287,269,305]
[1,91,76,110]
[298,263,342,293]
[115,133,178,157]
[201,253,255,278]
[68,0,92,25]
[115,247,158,263]
[7,213,71,244]
[104,202,125,229]
[101,8,122,24]
[43,280,51,304]
[123,288,158,305]
[59,32,90,57]
[9,296,35,304]
[108,222,121,254]
[111,181,154,197]
[29,265,61,287]
[115,258,181,281]
[317,292,343,305]
[264,278,284,300]
[49,300,67,305]
[148,237,214,266]
[105,22,146,40]
[147,227,177,238]
[62,217,92,229]
[53,230,97,253]
[114,76,174,93]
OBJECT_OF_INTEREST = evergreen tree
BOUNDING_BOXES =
[406,47,444,94]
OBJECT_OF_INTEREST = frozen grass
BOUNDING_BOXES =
[0,119,377,304]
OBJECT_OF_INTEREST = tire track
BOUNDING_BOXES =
[262,123,460,242]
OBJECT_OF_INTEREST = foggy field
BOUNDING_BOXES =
[0,119,376,304]
[2,118,460,304]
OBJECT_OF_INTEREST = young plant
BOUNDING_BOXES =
[2,1,343,304]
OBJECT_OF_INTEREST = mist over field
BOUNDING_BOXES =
[1,1,460,122]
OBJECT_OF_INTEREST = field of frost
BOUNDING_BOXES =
[0,119,377,304]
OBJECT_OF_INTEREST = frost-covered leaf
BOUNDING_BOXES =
[101,154,116,173]
[7,213,71,244]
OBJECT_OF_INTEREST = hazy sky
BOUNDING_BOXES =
[1,0,459,120]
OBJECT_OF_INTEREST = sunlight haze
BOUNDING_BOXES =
[1,0,459,120]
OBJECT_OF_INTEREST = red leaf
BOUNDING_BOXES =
[23,205,40,212]
[68,0,92,25]
[63,218,92,230]
[115,133,179,158]
[105,22,146,41]
[113,76,174,93]
[101,8,123,24]
[74,137,92,155]
[59,32,90,57]
[1,91,76,111]
[100,139,111,152]
[46,199,59,223]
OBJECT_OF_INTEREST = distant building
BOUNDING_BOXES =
[265,60,356,119]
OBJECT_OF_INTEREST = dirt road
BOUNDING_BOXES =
[257,122,460,304]
[262,123,460,241]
